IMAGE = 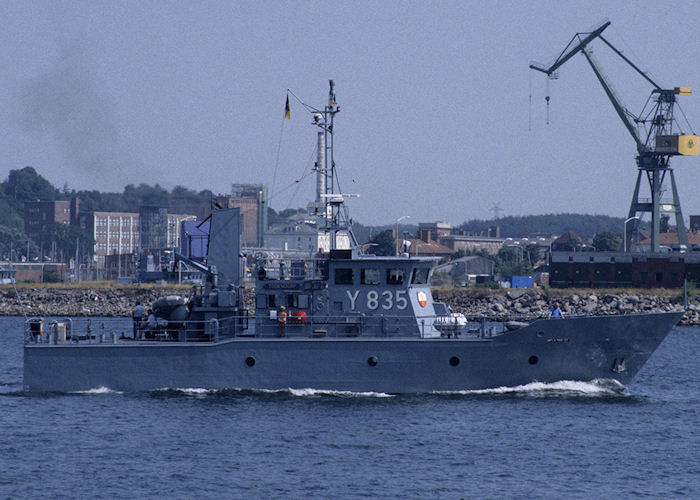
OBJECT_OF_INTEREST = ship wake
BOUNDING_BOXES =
[151,387,394,398]
[437,379,626,398]
[70,380,627,399]
[73,386,124,395]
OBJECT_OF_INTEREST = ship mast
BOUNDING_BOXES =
[308,80,358,251]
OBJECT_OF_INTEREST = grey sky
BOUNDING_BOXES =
[1,1,699,226]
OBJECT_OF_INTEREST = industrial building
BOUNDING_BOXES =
[417,222,452,243]
[413,221,505,255]
[78,209,195,269]
[213,184,267,247]
[0,262,66,283]
[436,234,505,255]
[549,251,700,288]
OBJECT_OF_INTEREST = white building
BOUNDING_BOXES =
[264,218,350,253]
[80,211,196,268]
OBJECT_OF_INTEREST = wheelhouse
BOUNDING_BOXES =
[254,252,441,337]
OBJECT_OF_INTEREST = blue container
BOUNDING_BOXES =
[511,276,535,288]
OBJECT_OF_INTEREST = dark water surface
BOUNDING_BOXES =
[1,316,698,499]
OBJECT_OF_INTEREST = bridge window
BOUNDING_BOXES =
[361,268,380,285]
[386,268,404,285]
[334,268,354,285]
[411,267,429,284]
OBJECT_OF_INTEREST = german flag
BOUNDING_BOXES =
[284,95,291,120]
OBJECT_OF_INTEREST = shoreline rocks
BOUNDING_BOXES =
[436,290,696,325]
[0,286,189,318]
[1,286,697,326]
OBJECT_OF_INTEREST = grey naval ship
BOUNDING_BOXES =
[24,82,682,394]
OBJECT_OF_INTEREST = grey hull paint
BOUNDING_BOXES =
[24,312,681,393]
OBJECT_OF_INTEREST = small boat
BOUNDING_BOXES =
[23,82,682,393]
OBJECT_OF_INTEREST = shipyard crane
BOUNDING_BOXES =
[530,21,698,252]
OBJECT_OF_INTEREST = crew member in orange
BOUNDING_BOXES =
[277,305,287,337]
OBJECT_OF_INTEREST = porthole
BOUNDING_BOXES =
[245,356,256,367]
[449,356,460,367]
[528,355,539,365]
[537,331,544,338]
[367,356,378,367]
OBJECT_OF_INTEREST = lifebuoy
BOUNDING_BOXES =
[292,310,307,323]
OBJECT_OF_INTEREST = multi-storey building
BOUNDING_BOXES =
[78,211,196,268]
[79,211,139,268]
[24,198,79,242]
[214,184,267,247]
[417,222,452,243]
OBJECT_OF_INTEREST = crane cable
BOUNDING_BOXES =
[546,77,551,125]
[528,69,532,132]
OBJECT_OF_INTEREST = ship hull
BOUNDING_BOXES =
[23,312,681,393]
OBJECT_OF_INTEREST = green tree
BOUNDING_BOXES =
[593,231,621,251]
[496,246,533,278]
[524,243,541,265]
[366,230,395,256]
[43,271,61,283]
[0,192,24,230]
[0,225,38,261]
[3,166,57,203]
[278,208,306,219]
[123,183,170,208]
[457,213,640,239]
[555,238,581,252]
[39,223,94,262]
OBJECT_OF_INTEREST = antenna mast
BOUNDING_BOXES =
[307,80,359,250]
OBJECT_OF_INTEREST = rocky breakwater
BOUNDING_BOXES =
[2,285,698,326]
[438,289,698,326]
[0,285,191,317]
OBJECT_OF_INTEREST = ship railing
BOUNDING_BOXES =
[24,317,128,345]
[251,313,499,339]
[23,314,500,344]
[130,316,245,343]
[22,316,247,345]
[24,311,626,345]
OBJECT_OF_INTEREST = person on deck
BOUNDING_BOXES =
[132,301,145,339]
[277,305,287,337]
[548,302,564,319]
[144,309,157,338]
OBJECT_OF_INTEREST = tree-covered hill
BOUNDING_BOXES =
[457,214,638,239]
[1,166,646,260]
